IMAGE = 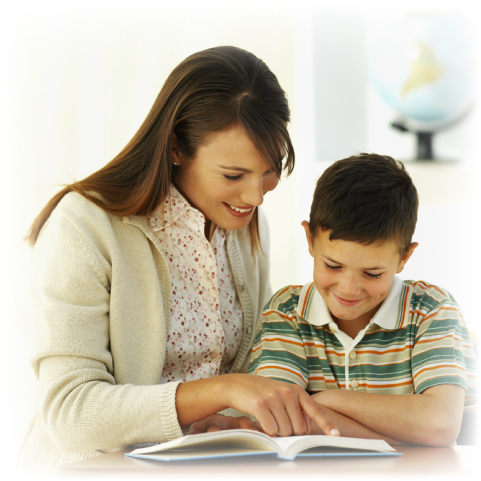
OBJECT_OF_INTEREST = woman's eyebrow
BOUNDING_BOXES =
[218,165,273,175]
[218,165,252,173]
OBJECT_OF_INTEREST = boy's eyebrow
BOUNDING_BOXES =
[324,256,387,270]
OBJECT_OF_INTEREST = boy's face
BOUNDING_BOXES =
[302,222,417,332]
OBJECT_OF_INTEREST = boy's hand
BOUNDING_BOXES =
[190,414,263,434]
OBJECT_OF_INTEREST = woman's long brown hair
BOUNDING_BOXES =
[27,46,295,254]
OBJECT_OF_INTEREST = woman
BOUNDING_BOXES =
[20,46,336,472]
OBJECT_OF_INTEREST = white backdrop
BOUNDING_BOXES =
[2,0,479,477]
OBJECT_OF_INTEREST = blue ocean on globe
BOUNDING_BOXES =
[370,12,476,126]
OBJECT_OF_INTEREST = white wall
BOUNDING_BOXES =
[291,2,481,331]
[2,0,479,475]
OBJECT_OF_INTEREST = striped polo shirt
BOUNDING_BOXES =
[249,276,477,404]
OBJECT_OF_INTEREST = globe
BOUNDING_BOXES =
[369,12,476,132]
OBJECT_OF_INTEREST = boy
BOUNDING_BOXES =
[249,153,477,446]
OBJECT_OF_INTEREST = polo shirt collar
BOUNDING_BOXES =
[296,275,404,330]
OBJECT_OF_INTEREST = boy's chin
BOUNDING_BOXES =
[332,311,365,322]
[330,303,382,324]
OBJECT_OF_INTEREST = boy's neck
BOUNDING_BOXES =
[331,317,369,339]
[330,303,383,339]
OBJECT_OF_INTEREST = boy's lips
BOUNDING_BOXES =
[223,203,255,217]
[332,292,364,307]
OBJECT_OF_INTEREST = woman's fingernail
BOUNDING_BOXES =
[330,429,340,436]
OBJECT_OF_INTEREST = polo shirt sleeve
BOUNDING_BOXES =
[248,288,310,389]
[411,292,477,402]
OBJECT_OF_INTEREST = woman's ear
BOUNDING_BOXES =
[396,242,419,274]
[171,133,181,166]
[301,220,314,257]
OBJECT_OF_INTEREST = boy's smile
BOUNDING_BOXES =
[302,222,417,337]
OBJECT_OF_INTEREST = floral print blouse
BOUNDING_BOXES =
[148,185,244,383]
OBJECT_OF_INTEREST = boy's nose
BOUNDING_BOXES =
[337,275,362,297]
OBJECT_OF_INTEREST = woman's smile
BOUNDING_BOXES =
[224,203,255,217]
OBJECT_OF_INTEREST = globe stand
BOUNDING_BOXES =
[391,121,434,161]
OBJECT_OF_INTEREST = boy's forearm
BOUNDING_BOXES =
[311,385,465,447]
[310,405,407,445]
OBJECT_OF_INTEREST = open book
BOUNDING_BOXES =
[126,429,400,462]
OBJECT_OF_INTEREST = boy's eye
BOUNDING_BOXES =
[224,174,243,182]
[366,272,382,279]
[325,263,341,271]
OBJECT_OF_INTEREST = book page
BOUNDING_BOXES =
[129,440,278,461]
[130,430,279,456]
[274,435,396,460]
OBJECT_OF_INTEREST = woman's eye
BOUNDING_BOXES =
[325,263,341,271]
[224,174,243,182]
[366,272,382,279]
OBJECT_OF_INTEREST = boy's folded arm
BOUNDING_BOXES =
[309,405,407,445]
[311,384,465,447]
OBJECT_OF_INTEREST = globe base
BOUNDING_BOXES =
[391,121,436,161]
[416,132,434,161]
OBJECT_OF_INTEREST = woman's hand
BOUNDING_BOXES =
[220,374,338,438]
[190,415,263,435]
[176,373,339,438]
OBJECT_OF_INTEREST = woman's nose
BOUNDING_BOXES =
[241,178,265,207]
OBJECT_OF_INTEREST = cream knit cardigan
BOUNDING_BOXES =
[18,192,271,472]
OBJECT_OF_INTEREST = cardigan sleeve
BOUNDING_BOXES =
[30,200,183,454]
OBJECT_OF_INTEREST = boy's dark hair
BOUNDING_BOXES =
[309,153,418,256]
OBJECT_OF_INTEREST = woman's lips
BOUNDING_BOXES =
[332,292,364,306]
[223,203,255,218]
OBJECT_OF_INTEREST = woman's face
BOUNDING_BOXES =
[173,126,279,235]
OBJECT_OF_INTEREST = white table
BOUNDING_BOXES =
[56,445,479,479]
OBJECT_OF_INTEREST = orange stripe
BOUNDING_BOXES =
[255,365,306,384]
[266,285,301,309]
[262,337,304,347]
[277,286,292,297]
[300,283,314,318]
[420,306,461,325]
[415,334,461,345]
[308,380,414,390]
[363,380,414,389]
[413,281,446,297]
[309,377,337,384]
[262,310,295,322]
[323,346,414,356]
[413,364,466,380]
[400,285,409,327]
[409,308,426,319]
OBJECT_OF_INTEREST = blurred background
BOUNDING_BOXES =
[2,0,480,473]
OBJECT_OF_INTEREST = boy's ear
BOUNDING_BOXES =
[301,220,314,257]
[396,242,419,274]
